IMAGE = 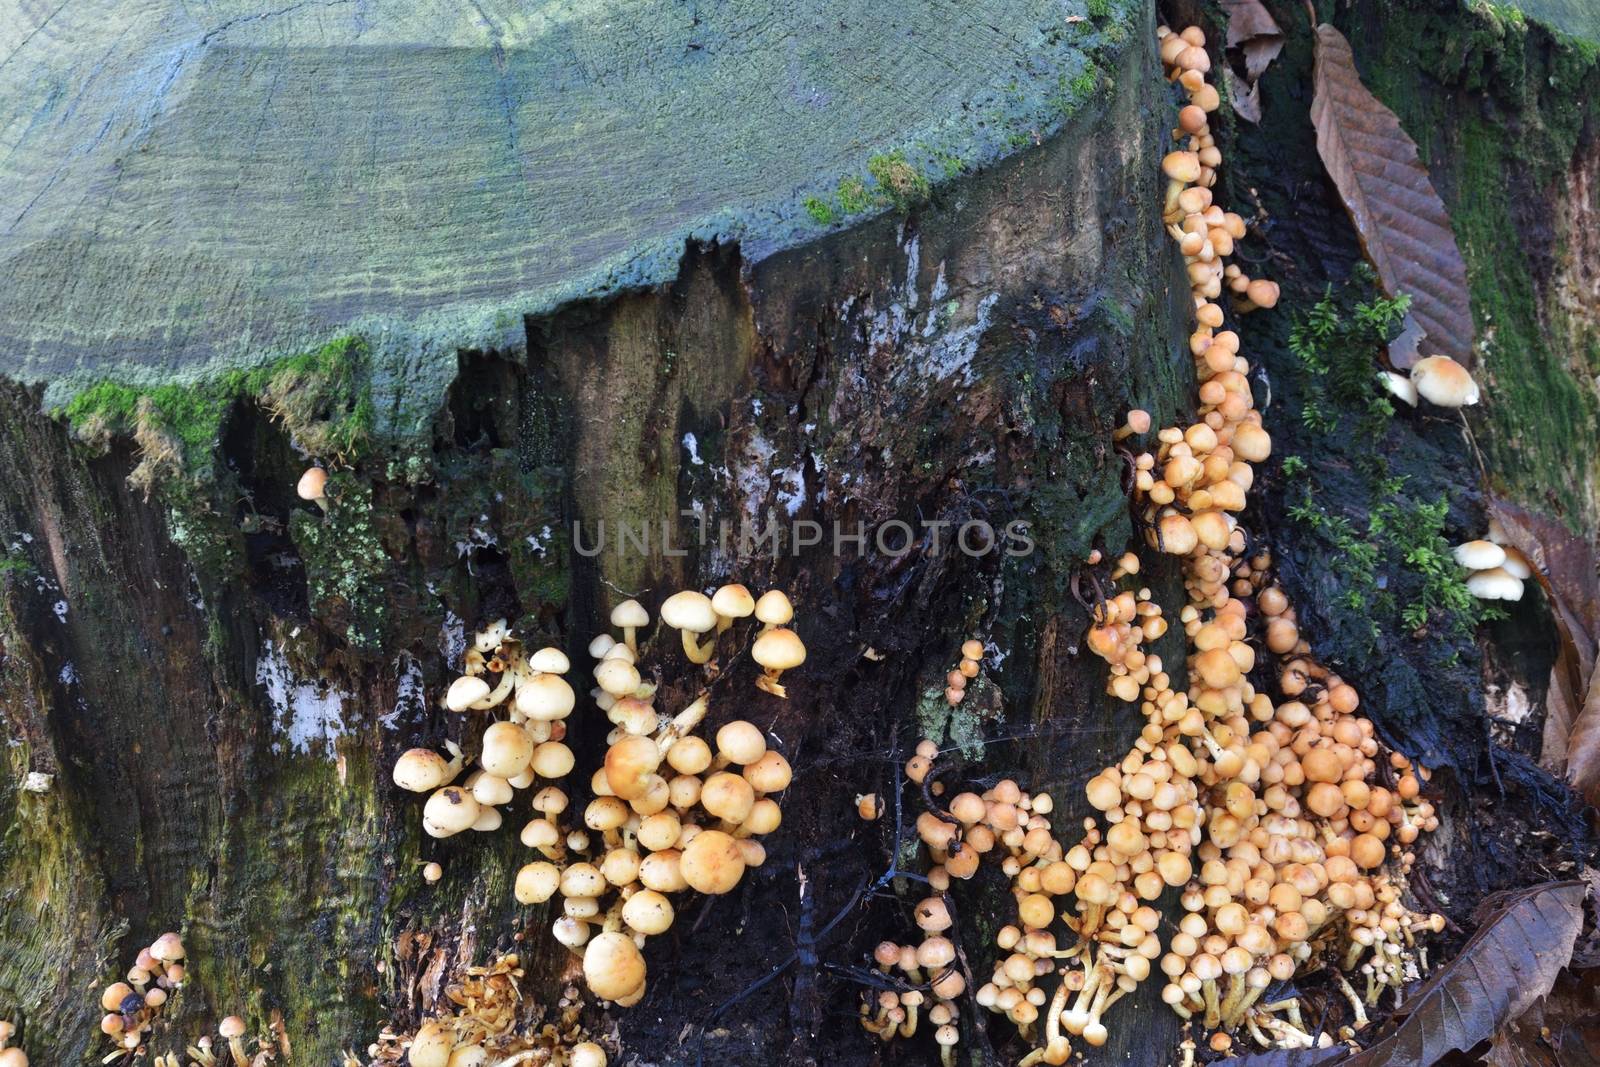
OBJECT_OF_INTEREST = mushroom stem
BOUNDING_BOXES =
[681,629,714,665]
[654,694,709,751]
[1332,972,1369,1030]
[1202,978,1221,1029]
[755,670,788,699]
[623,625,639,656]
[228,1037,249,1067]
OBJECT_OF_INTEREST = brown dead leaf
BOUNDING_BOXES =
[1488,497,1600,804]
[1339,881,1588,1067]
[1221,0,1284,81]
[1225,67,1263,125]
[1309,22,1474,370]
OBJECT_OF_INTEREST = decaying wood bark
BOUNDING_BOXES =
[2,1,1598,1066]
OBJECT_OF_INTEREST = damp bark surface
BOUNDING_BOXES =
[1,2,1598,1067]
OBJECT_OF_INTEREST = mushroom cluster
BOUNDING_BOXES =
[365,954,607,1067]
[1455,537,1531,603]
[0,1021,25,1067]
[173,1016,276,1067]
[392,623,578,842]
[1101,24,1449,1053]
[942,639,987,707]
[876,26,1453,1062]
[96,931,187,1057]
[499,589,799,1006]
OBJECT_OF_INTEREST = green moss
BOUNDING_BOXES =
[803,196,836,225]
[289,475,389,649]
[1086,0,1112,18]
[915,682,991,760]
[835,175,874,214]
[1353,0,1600,528]
[60,336,374,482]
[866,150,931,207]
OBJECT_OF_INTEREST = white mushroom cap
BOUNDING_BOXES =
[1410,355,1480,407]
[600,643,636,664]
[528,647,570,674]
[1453,540,1505,570]
[149,932,186,962]
[1466,567,1524,601]
[1378,371,1418,407]
[754,590,794,626]
[479,722,534,778]
[711,584,756,619]
[515,674,576,721]
[571,1042,608,1067]
[594,658,641,697]
[422,786,481,837]
[445,676,491,712]
[588,634,616,659]
[473,619,509,653]
[393,748,451,792]
[610,599,650,629]
[514,861,562,904]
[660,590,717,634]
[470,806,503,832]
[1500,547,1533,580]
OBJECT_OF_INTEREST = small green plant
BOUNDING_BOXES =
[1087,0,1113,17]
[866,151,930,207]
[1286,474,1496,653]
[1287,282,1409,458]
[803,196,836,225]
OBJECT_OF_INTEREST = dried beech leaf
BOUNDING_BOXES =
[1569,658,1600,806]
[1386,312,1425,370]
[1226,67,1264,125]
[1339,881,1588,1067]
[1221,0,1284,82]
[1309,23,1474,370]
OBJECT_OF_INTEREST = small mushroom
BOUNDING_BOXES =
[571,1043,608,1067]
[1378,371,1418,408]
[393,748,453,793]
[1466,566,1524,601]
[407,1021,455,1067]
[660,591,718,664]
[422,861,443,884]
[422,786,481,838]
[295,466,328,507]
[752,627,806,698]
[480,721,535,779]
[610,600,650,654]
[679,829,746,894]
[1452,540,1505,571]
[754,590,794,629]
[711,583,756,633]
[1410,355,1479,407]
[218,1016,250,1067]
[445,676,491,713]
[583,931,647,1001]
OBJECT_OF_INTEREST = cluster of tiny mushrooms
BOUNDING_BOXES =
[1456,520,1534,603]
[259,22,1498,1066]
[389,586,804,1063]
[859,26,1456,1064]
[361,955,606,1067]
[88,931,272,1067]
